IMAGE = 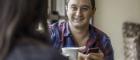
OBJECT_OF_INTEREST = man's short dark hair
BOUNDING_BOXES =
[66,0,95,9]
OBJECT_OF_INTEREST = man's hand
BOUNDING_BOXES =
[78,50,104,60]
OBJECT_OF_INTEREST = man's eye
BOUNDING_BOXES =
[81,7,88,11]
[71,7,77,11]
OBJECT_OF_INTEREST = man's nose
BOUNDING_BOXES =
[75,9,82,17]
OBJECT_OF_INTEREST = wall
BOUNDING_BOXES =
[94,0,140,60]
[56,0,65,16]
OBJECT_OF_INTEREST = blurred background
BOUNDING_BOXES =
[47,0,140,60]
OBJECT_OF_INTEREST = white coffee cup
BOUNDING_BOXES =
[61,47,79,60]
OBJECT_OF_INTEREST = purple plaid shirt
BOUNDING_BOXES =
[49,21,114,60]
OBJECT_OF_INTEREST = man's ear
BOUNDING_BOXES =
[92,8,96,15]
[91,8,96,16]
[65,6,68,11]
[65,6,68,16]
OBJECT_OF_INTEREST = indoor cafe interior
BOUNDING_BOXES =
[47,0,140,60]
[0,0,140,60]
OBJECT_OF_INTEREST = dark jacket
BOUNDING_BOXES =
[6,37,67,60]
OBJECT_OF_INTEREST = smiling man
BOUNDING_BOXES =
[49,0,114,60]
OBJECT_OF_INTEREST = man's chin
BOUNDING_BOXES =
[73,23,84,28]
[69,21,83,27]
[73,22,81,26]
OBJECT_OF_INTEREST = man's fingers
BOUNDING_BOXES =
[78,51,104,60]
[87,52,104,60]
[89,52,104,57]
[78,52,87,60]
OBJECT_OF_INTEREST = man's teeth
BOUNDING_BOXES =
[74,20,80,22]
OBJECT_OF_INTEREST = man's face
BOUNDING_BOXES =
[66,0,95,28]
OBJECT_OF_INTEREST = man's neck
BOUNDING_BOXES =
[69,24,89,46]
[69,23,88,34]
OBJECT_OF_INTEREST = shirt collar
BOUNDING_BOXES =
[63,22,97,40]
[63,22,71,36]
[89,25,97,39]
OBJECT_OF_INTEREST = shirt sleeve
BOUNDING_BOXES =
[49,24,61,48]
[101,35,114,60]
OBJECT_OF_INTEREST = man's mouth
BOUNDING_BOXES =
[73,18,84,23]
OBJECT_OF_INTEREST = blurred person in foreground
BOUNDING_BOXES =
[49,0,114,60]
[0,0,67,60]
